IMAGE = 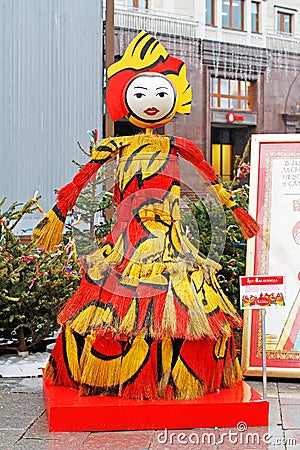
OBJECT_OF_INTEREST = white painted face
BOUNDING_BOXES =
[125,73,177,126]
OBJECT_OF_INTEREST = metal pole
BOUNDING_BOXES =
[103,0,115,222]
[105,0,114,138]
[261,308,267,400]
[99,0,104,140]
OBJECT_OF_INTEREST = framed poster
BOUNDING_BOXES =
[242,134,300,377]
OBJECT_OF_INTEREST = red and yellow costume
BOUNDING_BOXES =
[33,32,259,400]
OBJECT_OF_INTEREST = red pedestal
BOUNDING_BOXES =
[43,378,269,432]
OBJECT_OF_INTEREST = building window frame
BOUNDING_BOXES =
[210,77,252,111]
[296,97,300,114]
[222,0,245,31]
[206,0,215,26]
[128,0,149,9]
[251,1,260,33]
[277,10,293,35]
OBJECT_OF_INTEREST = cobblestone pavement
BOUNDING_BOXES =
[0,375,299,450]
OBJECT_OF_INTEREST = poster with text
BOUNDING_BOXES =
[240,275,285,309]
[242,135,300,378]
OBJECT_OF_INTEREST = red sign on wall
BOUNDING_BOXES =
[226,112,244,123]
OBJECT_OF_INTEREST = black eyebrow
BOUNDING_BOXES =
[134,86,148,90]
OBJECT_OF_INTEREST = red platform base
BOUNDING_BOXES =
[43,379,269,432]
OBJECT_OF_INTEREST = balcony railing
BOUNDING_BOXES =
[114,7,300,54]
[266,31,300,53]
[115,8,198,38]
[205,25,300,53]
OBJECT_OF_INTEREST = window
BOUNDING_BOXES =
[210,77,252,110]
[206,0,215,26]
[128,0,148,8]
[222,0,244,30]
[277,11,292,34]
[251,1,260,32]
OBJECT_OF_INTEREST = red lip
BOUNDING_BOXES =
[144,107,159,116]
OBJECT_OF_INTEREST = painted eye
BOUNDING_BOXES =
[157,92,168,98]
[134,93,145,98]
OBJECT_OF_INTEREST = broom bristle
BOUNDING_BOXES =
[57,182,79,214]
[32,208,64,252]
[231,206,260,239]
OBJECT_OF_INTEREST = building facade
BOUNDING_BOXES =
[113,0,300,180]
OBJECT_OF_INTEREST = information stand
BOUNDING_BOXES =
[240,275,286,400]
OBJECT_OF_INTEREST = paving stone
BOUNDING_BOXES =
[11,377,43,394]
[281,404,300,429]
[278,382,300,393]
[268,398,282,427]
[0,391,11,407]
[216,443,269,449]
[246,379,278,397]
[24,411,90,442]
[279,393,300,404]
[13,437,87,449]
[0,392,44,418]
[284,429,300,449]
[268,426,285,449]
[0,416,30,431]
[82,430,154,449]
[0,430,24,450]
[22,411,55,438]
[268,445,285,450]
[0,353,48,377]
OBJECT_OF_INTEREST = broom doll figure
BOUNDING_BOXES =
[33,31,259,400]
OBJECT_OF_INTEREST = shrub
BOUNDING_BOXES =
[0,198,80,354]
[182,185,249,313]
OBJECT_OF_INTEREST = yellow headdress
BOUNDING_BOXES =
[106,30,192,122]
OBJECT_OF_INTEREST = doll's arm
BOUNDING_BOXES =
[32,137,129,251]
[173,136,259,239]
